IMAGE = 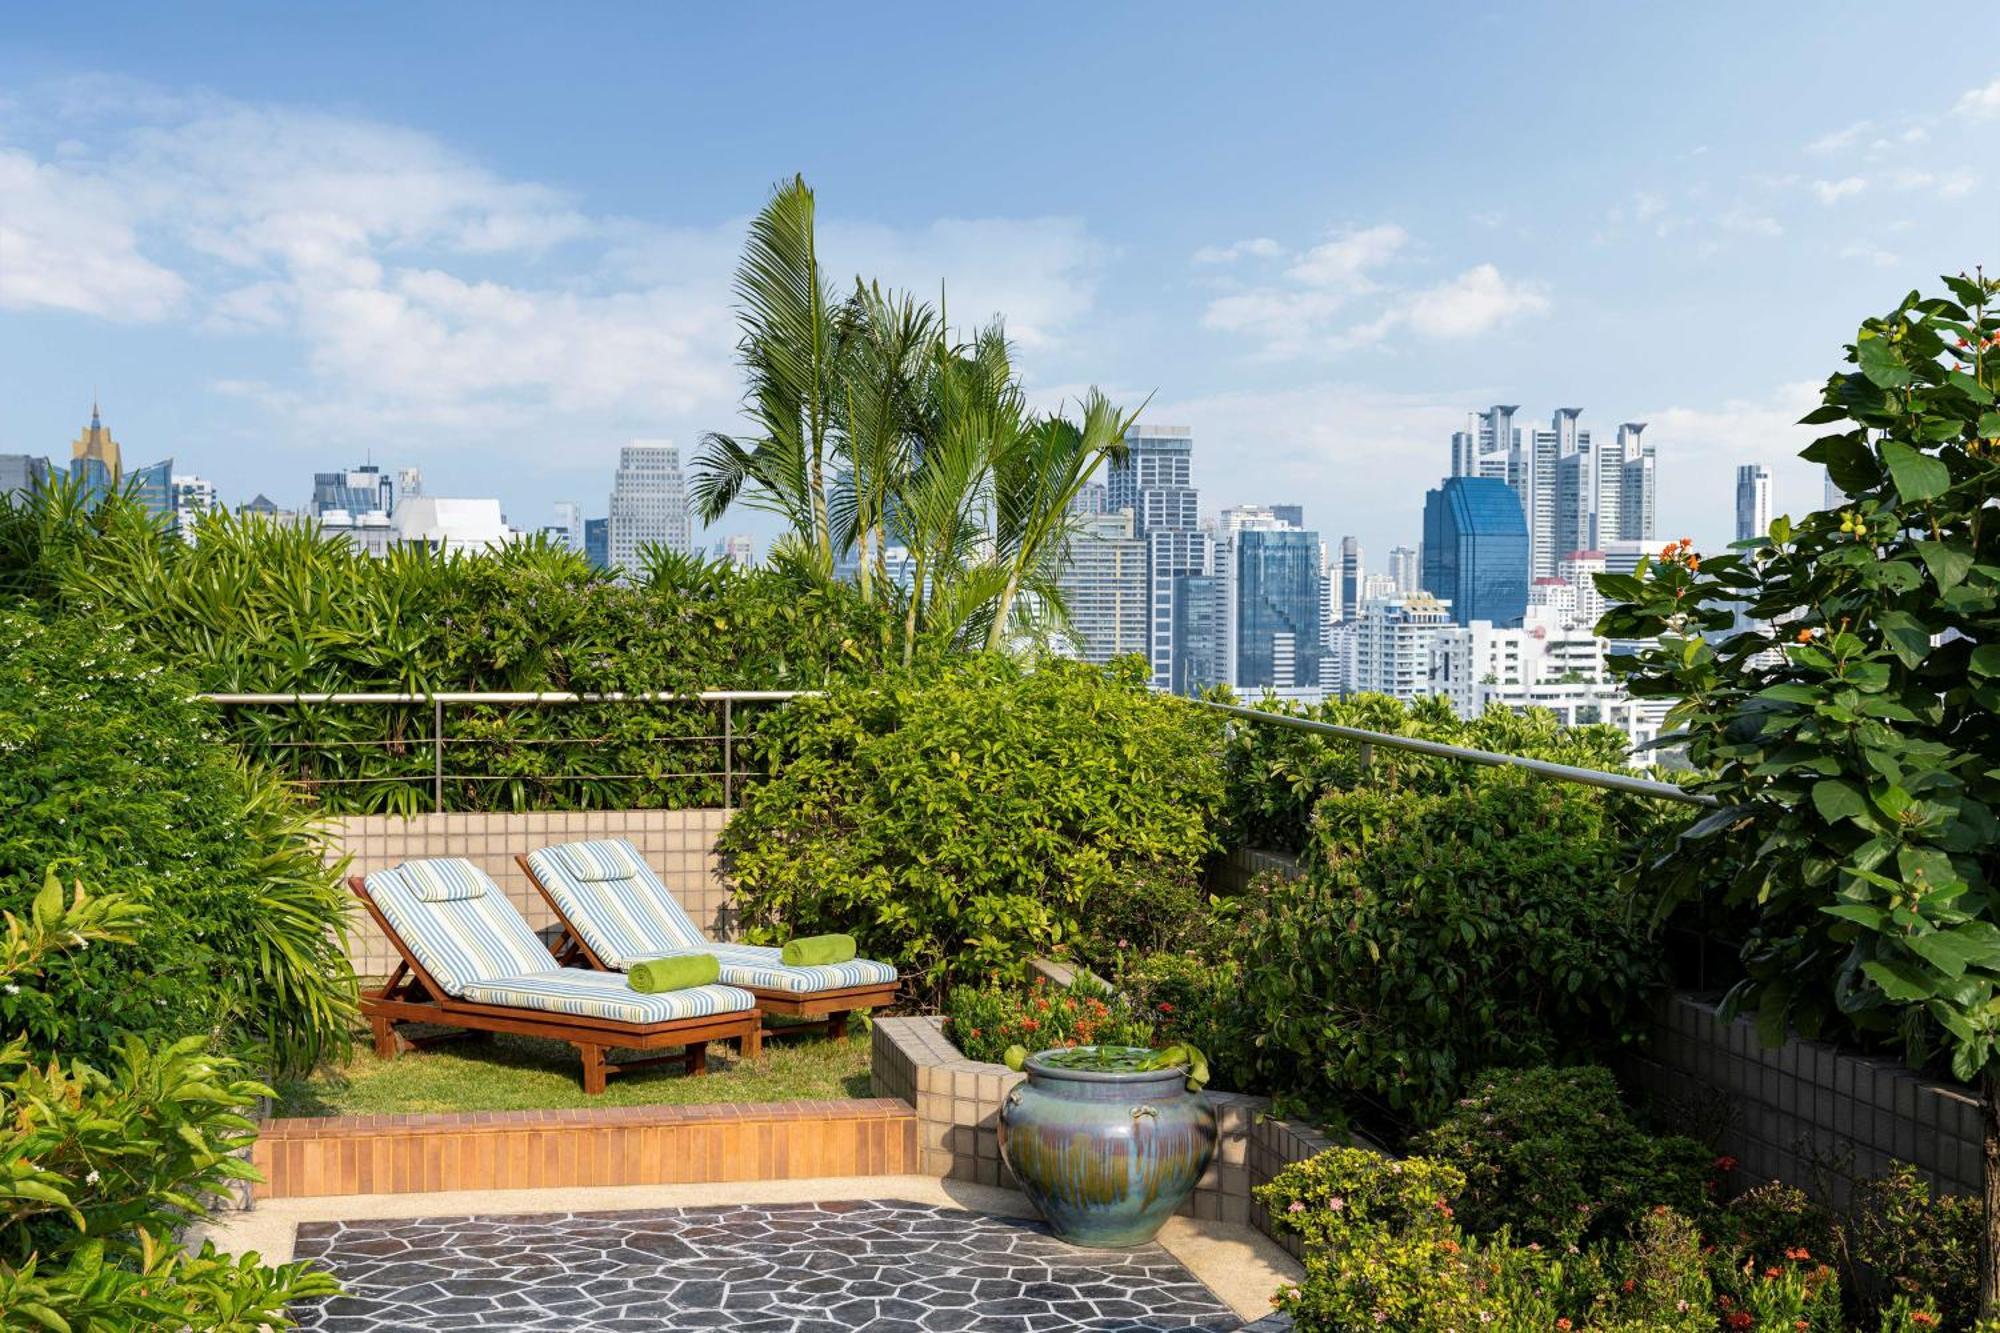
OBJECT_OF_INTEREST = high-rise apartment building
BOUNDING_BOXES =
[69,402,122,503]
[1337,536,1364,620]
[607,441,692,576]
[170,474,217,539]
[551,501,583,552]
[1230,527,1324,692]
[1,454,51,500]
[1216,504,1291,534]
[1057,509,1149,665]
[1388,545,1419,595]
[1069,481,1109,516]
[1736,464,1772,543]
[129,457,173,521]
[1422,477,1530,628]
[313,464,394,518]
[1106,424,1213,691]
[1351,593,1453,701]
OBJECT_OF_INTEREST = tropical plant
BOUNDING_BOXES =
[943,975,1152,1065]
[0,609,355,1073]
[692,175,1135,663]
[714,655,1226,1003]
[0,876,340,1330]
[1599,272,2000,1312]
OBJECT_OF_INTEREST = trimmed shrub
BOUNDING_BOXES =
[1848,1164,1977,1329]
[1238,757,1663,1123]
[0,610,355,1071]
[717,656,1225,1001]
[1413,1066,1714,1249]
[1118,951,1257,1093]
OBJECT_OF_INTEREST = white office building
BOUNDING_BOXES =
[608,441,692,576]
[1454,406,1656,579]
[169,474,218,540]
[1057,509,1150,666]
[1351,593,1453,701]
[1735,464,1772,544]
[393,497,516,553]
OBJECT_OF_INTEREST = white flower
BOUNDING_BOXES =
[2,984,18,996]
[84,1170,100,1186]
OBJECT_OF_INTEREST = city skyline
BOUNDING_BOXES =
[4,7,1993,563]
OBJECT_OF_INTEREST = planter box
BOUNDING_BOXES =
[871,1014,1346,1255]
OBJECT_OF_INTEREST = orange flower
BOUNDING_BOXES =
[1796,627,1814,643]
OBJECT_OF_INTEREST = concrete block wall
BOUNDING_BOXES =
[327,808,735,978]
[872,1015,1330,1232]
[1629,993,1980,1204]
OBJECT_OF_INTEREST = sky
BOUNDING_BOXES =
[3,4,1998,566]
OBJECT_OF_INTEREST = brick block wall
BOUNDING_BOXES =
[327,808,734,978]
[1628,993,1980,1204]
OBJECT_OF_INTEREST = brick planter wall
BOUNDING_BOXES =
[871,1015,1344,1246]
[250,1099,916,1200]
[1627,993,1980,1204]
[326,808,734,977]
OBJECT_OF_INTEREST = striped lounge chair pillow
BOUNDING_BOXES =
[528,839,710,963]
[366,859,560,996]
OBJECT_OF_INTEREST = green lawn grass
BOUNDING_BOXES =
[273,1025,876,1116]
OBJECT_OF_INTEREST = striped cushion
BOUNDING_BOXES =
[546,838,647,882]
[366,862,559,996]
[399,858,491,902]
[702,943,898,995]
[528,839,709,960]
[459,971,754,1025]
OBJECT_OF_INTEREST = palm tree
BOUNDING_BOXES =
[691,175,840,574]
[831,282,936,607]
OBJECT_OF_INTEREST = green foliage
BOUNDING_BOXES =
[1236,736,1663,1123]
[0,879,339,1330]
[1848,1164,1979,1328]
[1414,1067,1715,1248]
[1600,274,2000,1083]
[0,610,355,1072]
[943,975,1151,1065]
[0,487,893,815]
[716,656,1225,1002]
[1116,952,1258,1094]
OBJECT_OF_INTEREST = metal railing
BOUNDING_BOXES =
[1192,698,1720,809]
[198,690,816,810]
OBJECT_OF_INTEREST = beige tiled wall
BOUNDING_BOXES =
[328,808,736,978]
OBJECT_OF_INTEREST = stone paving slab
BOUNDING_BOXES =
[292,1198,1291,1331]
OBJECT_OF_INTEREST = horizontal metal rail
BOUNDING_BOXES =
[1192,698,1721,809]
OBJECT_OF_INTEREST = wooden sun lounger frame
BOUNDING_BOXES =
[350,878,763,1095]
[514,854,900,1042]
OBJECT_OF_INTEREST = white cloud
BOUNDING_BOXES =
[1641,383,1828,539]
[0,85,1107,452]
[1191,236,1282,264]
[1956,77,2000,118]
[1886,167,1977,198]
[1402,265,1549,338]
[1812,176,1868,204]
[1286,224,1407,290]
[1806,121,1872,155]
[1719,207,1783,238]
[0,149,186,319]
[1839,240,1902,268]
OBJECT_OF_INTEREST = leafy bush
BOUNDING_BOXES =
[0,610,355,1071]
[1238,756,1663,1123]
[0,877,339,1328]
[1117,952,1258,1094]
[0,487,893,814]
[942,975,1152,1064]
[717,655,1225,1001]
[1848,1164,1978,1328]
[1413,1066,1715,1248]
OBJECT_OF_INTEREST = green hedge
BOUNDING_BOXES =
[0,489,895,813]
[715,656,1226,1002]
[0,610,355,1072]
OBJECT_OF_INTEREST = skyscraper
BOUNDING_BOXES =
[129,457,174,521]
[1338,536,1363,619]
[1232,528,1325,691]
[585,517,610,569]
[1,455,51,500]
[1269,504,1305,529]
[1735,464,1772,543]
[607,441,692,575]
[1456,407,1655,581]
[551,500,583,552]
[170,474,216,538]
[1824,468,1842,512]
[1388,545,1419,595]
[1352,594,1453,701]
[1422,477,1530,628]
[1057,509,1149,665]
[69,402,122,503]
[1106,424,1212,690]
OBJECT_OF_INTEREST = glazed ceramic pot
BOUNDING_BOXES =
[997,1046,1217,1248]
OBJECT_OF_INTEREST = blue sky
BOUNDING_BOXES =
[3,4,1997,563]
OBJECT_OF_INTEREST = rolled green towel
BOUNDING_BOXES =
[627,954,720,993]
[780,934,857,967]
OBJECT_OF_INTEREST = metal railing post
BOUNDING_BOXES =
[432,697,444,813]
[722,698,734,808]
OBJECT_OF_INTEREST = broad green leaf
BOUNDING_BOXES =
[1916,539,1974,591]
[1811,779,1869,825]
[1857,336,1914,389]
[1880,440,1950,504]
[1862,958,1935,1002]
[1908,929,2000,979]
[1875,610,1932,667]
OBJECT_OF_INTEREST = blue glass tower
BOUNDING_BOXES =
[129,458,174,520]
[1235,528,1324,689]
[584,517,610,570]
[1422,477,1529,628]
